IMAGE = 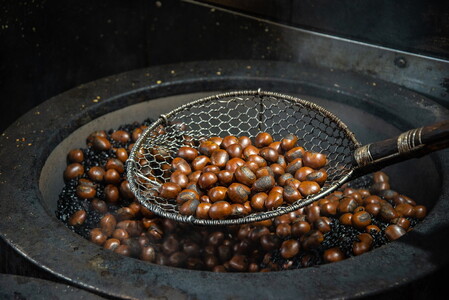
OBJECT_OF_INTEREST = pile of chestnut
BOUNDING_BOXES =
[156,132,328,220]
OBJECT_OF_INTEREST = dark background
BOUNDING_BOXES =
[1,0,449,298]
[1,0,448,133]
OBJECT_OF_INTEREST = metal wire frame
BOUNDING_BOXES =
[126,90,361,225]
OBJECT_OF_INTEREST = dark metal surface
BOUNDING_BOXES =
[1,0,448,134]
[186,0,449,105]
[196,0,449,60]
[0,60,449,299]
[0,274,104,300]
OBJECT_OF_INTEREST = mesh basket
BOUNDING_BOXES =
[126,90,360,225]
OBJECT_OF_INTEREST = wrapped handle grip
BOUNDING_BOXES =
[353,120,449,174]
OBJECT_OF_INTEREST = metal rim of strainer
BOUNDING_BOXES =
[126,90,362,226]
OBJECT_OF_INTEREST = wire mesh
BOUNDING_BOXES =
[126,90,361,225]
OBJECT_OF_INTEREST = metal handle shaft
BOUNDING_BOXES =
[353,120,449,175]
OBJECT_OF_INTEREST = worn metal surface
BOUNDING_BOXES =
[0,274,104,300]
[0,61,449,299]
[186,0,449,105]
[196,0,449,60]
[2,0,448,134]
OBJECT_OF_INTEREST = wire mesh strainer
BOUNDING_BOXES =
[126,90,449,226]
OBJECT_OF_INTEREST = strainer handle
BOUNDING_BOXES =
[352,120,449,174]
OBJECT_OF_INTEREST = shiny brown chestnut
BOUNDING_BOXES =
[251,192,268,211]
[191,155,211,171]
[76,184,96,199]
[298,181,321,196]
[104,184,120,203]
[302,151,327,169]
[395,203,415,217]
[92,198,108,214]
[203,165,221,174]
[199,141,220,156]
[92,136,111,151]
[255,166,274,178]
[217,170,235,186]
[339,213,353,226]
[132,128,142,142]
[280,239,300,259]
[265,190,283,210]
[67,149,84,163]
[88,166,105,182]
[159,182,182,199]
[177,146,199,162]
[171,157,192,175]
[283,185,302,204]
[207,136,222,146]
[365,203,381,216]
[234,166,257,186]
[104,239,121,251]
[285,146,305,162]
[254,132,273,148]
[270,164,285,178]
[208,187,228,203]
[100,214,117,236]
[285,158,303,175]
[179,199,200,216]
[352,211,372,229]
[210,149,230,168]
[231,204,248,217]
[295,167,315,183]
[268,141,282,154]
[170,170,189,189]
[276,223,292,238]
[259,147,279,163]
[226,143,243,158]
[111,130,131,144]
[414,205,427,219]
[188,171,202,183]
[281,134,298,152]
[228,183,251,204]
[119,181,135,199]
[196,202,212,219]
[198,172,218,190]
[252,176,276,193]
[87,130,107,145]
[243,145,260,158]
[385,224,406,240]
[221,135,239,149]
[68,210,87,226]
[291,221,311,237]
[314,217,332,233]
[90,228,107,246]
[323,247,345,263]
[320,201,338,216]
[209,201,233,219]
[278,173,293,186]
[338,197,358,214]
[306,169,328,186]
[104,169,121,185]
[176,189,200,204]
[238,136,252,149]
[225,158,246,172]
[64,163,84,180]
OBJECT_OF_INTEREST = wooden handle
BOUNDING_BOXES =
[353,120,449,173]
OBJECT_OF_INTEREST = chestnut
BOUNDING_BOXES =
[198,172,218,190]
[254,132,273,148]
[177,146,199,162]
[234,166,257,186]
[228,183,251,204]
[210,149,229,168]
